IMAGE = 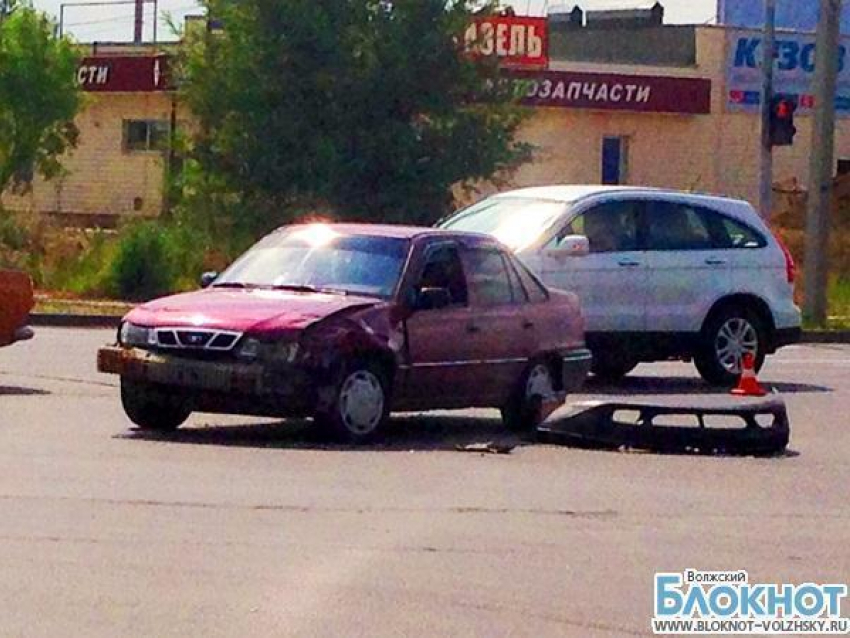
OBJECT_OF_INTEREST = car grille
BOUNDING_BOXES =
[152,328,242,352]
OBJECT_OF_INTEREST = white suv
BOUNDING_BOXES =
[439,185,801,386]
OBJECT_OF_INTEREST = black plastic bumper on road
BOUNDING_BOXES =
[537,398,790,456]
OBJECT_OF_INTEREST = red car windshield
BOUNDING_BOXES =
[214,226,409,299]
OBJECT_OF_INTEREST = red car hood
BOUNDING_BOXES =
[126,288,380,333]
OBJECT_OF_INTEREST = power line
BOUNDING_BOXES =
[66,12,141,27]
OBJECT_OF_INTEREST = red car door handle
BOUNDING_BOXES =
[523,320,535,329]
[466,323,481,334]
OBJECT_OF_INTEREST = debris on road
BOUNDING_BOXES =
[455,441,517,455]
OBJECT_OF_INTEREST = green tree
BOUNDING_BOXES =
[0,1,81,194]
[179,0,530,235]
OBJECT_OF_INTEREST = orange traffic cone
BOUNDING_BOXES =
[731,353,767,397]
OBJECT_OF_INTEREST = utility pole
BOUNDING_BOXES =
[759,0,777,219]
[805,0,842,325]
[133,0,143,43]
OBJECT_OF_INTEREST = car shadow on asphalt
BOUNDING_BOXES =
[0,385,50,397]
[120,413,532,453]
[584,376,832,395]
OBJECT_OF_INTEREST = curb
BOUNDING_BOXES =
[30,313,121,328]
[801,331,850,344]
[27,314,850,343]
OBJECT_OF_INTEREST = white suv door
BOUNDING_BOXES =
[641,200,731,332]
[540,199,648,332]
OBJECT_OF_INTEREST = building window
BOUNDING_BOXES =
[601,136,629,185]
[123,120,170,152]
[838,159,850,176]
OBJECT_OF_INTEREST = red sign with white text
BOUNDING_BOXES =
[511,70,712,114]
[465,16,548,69]
[76,56,172,92]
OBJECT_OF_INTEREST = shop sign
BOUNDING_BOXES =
[76,55,171,92]
[465,16,548,69]
[718,0,850,34]
[726,29,850,116]
[509,70,711,114]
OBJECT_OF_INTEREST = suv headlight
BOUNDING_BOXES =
[119,322,155,348]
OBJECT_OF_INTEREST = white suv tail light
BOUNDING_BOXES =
[771,231,796,284]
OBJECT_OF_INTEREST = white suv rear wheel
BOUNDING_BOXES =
[695,307,766,387]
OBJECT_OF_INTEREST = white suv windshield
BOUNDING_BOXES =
[440,197,565,250]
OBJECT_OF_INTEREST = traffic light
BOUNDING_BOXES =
[769,95,797,147]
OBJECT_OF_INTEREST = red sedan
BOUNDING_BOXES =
[97,224,591,442]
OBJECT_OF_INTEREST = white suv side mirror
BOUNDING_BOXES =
[546,235,590,259]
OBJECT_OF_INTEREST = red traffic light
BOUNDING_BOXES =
[776,100,792,119]
[769,95,797,146]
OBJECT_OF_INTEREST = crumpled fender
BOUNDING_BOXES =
[299,302,407,411]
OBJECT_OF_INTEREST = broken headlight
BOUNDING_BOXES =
[237,338,300,364]
[237,338,261,362]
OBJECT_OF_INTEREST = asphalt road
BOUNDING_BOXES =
[1,328,848,637]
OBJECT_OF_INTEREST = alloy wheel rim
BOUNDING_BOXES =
[714,318,758,374]
[338,370,385,434]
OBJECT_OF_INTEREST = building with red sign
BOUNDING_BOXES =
[2,42,181,223]
[5,6,850,222]
[469,8,850,207]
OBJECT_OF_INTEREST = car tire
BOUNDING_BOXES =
[314,360,390,444]
[501,359,558,432]
[695,306,767,387]
[120,378,192,431]
[590,350,638,382]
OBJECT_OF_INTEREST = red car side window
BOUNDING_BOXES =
[465,247,515,306]
[418,244,468,306]
[510,256,548,303]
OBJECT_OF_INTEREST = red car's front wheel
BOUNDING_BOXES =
[121,379,192,431]
[314,360,390,444]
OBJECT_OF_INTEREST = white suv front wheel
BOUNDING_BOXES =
[695,306,767,387]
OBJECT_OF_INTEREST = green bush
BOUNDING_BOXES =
[54,231,117,296]
[105,222,175,301]
[0,211,28,252]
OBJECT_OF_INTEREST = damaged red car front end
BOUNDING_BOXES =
[98,287,400,416]
[98,223,591,442]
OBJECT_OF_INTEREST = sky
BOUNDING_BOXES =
[32,0,717,43]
